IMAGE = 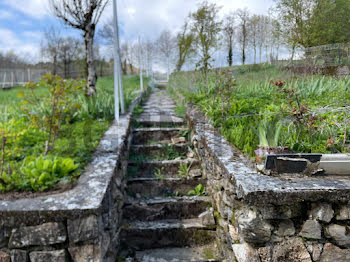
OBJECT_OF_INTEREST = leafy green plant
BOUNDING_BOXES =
[178,162,191,178]
[187,184,206,196]
[20,74,84,155]
[133,104,144,118]
[175,105,186,119]
[257,119,282,147]
[154,167,164,180]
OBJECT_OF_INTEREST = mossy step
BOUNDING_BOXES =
[135,245,221,262]
[120,219,216,250]
[127,159,200,178]
[130,143,189,161]
[123,196,211,221]
[132,127,188,145]
[126,177,206,198]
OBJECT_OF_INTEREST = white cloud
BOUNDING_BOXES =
[5,0,49,19]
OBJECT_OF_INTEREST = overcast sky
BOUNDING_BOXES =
[0,0,274,63]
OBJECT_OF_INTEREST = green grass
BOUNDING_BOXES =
[0,74,147,192]
[169,64,350,157]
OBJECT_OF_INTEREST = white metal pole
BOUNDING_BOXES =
[115,0,125,114]
[139,36,143,91]
[113,0,120,123]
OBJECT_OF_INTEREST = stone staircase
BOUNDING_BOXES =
[119,89,220,262]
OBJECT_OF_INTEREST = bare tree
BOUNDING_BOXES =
[120,41,133,74]
[144,40,155,77]
[157,30,176,80]
[236,8,250,65]
[223,13,235,67]
[49,0,109,96]
[41,26,62,75]
[59,37,82,78]
[248,15,260,64]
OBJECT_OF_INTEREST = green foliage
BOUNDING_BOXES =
[187,184,206,196]
[178,162,191,178]
[0,155,78,192]
[154,168,164,180]
[0,74,146,193]
[175,105,186,118]
[169,64,350,158]
[190,1,222,73]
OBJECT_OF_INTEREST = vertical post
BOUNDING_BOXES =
[139,36,143,91]
[11,72,14,87]
[113,0,120,123]
[27,69,31,82]
[114,0,125,114]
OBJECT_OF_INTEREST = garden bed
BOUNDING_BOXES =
[168,64,350,159]
[0,75,149,194]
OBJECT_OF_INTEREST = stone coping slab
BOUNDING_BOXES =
[187,107,350,206]
[0,88,148,222]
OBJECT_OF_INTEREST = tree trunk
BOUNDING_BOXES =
[84,24,97,96]
[254,45,257,64]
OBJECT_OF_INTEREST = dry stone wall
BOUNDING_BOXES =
[0,89,149,262]
[187,106,350,262]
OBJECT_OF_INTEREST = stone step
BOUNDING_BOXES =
[127,159,201,178]
[123,196,210,221]
[137,115,185,128]
[130,144,189,160]
[135,245,221,262]
[132,127,188,145]
[126,177,206,197]
[120,219,216,250]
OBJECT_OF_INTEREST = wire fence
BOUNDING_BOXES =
[0,69,49,89]
[274,42,350,75]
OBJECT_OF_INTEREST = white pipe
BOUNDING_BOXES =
[115,1,124,114]
[112,0,120,123]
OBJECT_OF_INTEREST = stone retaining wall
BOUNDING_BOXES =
[187,106,350,262]
[0,88,149,262]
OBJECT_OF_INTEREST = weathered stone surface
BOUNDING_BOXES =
[68,215,99,244]
[259,205,301,219]
[229,224,239,243]
[319,243,350,262]
[69,244,101,262]
[276,220,295,237]
[325,224,350,248]
[10,250,27,262]
[29,250,68,262]
[9,222,66,248]
[299,220,322,240]
[336,205,350,220]
[311,203,334,223]
[258,246,271,262]
[198,208,215,226]
[232,243,260,262]
[272,238,312,262]
[237,208,272,245]
[306,243,323,262]
[0,251,10,262]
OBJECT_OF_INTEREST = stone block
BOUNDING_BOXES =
[272,238,312,262]
[10,249,28,262]
[29,250,68,262]
[276,219,295,237]
[336,205,350,220]
[68,215,99,244]
[0,251,10,262]
[9,222,66,248]
[69,245,101,262]
[306,243,323,262]
[237,208,272,246]
[198,208,215,226]
[311,203,334,223]
[232,243,260,262]
[299,220,322,240]
[259,204,301,219]
[319,243,350,262]
[325,224,350,248]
